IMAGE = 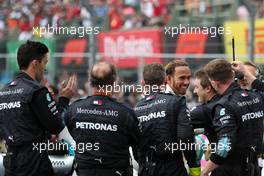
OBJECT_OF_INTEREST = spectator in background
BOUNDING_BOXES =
[237,5,249,20]
[108,3,123,30]
[94,0,107,26]
[18,13,32,40]
[0,20,4,39]
[124,0,138,7]
[0,0,175,39]
[122,6,136,29]
[80,6,92,27]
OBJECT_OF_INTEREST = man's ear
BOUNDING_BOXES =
[31,60,38,68]
[210,80,217,89]
[205,86,211,93]
[164,77,167,84]
[166,75,171,84]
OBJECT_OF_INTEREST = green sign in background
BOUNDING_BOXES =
[6,39,55,73]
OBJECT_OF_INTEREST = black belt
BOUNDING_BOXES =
[78,167,130,176]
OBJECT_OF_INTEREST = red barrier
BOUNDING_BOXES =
[98,29,163,68]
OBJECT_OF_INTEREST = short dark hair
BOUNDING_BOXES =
[204,59,233,83]
[90,61,117,87]
[194,68,212,89]
[17,40,49,70]
[165,60,189,76]
[143,63,165,86]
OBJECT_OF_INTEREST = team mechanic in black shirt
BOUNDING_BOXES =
[231,61,264,174]
[235,61,264,175]
[0,40,77,176]
[202,59,264,176]
[191,68,220,143]
[64,61,139,176]
[134,63,200,176]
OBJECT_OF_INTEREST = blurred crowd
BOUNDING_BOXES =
[0,0,175,40]
[1,0,264,41]
[0,0,92,40]
[237,0,264,20]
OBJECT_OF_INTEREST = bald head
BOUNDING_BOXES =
[90,61,117,88]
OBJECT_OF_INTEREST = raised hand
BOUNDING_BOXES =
[59,74,78,99]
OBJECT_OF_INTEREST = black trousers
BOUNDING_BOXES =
[138,158,188,176]
[3,146,54,176]
[211,155,260,176]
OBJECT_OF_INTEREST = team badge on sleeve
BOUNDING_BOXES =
[220,108,226,116]
[46,93,52,102]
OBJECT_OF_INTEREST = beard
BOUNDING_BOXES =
[36,72,44,83]
[172,81,188,95]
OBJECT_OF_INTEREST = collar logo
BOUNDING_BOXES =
[146,95,155,101]
[241,92,248,97]
[93,100,103,105]
[10,81,17,86]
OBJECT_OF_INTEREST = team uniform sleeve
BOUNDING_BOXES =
[31,88,69,134]
[173,97,199,167]
[63,108,72,133]
[125,109,140,161]
[190,105,207,129]
[210,105,237,165]
[252,79,264,92]
[174,97,194,139]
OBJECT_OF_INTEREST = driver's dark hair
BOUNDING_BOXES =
[204,59,233,83]
[17,40,49,70]
[165,60,189,76]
